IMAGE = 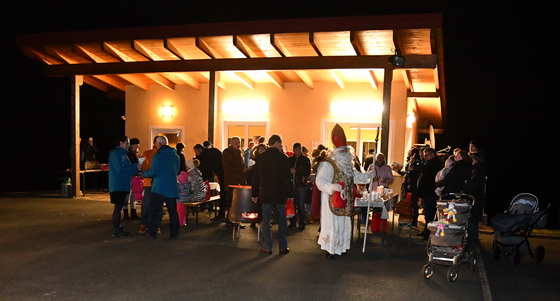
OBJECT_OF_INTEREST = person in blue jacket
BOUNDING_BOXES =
[142,136,181,239]
[108,136,140,237]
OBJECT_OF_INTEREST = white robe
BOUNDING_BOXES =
[316,161,373,255]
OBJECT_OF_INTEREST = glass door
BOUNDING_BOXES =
[224,121,268,149]
[323,122,381,167]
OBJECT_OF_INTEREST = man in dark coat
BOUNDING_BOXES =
[416,147,442,240]
[288,142,311,230]
[251,134,293,254]
[221,137,247,222]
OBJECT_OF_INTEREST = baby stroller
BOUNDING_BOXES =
[491,193,549,265]
[422,193,477,282]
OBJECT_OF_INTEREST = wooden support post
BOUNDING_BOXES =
[71,75,83,197]
[207,71,218,143]
[381,68,393,157]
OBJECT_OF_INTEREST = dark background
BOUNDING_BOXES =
[1,2,554,226]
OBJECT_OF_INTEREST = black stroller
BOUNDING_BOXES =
[491,193,550,265]
[422,193,477,282]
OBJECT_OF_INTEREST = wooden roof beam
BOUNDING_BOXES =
[196,37,220,59]
[295,70,313,89]
[309,32,323,56]
[233,35,256,58]
[232,72,255,90]
[329,70,345,89]
[103,42,134,62]
[402,69,413,91]
[174,73,201,90]
[45,55,437,76]
[23,47,64,65]
[265,71,284,89]
[145,73,175,90]
[45,45,91,64]
[408,92,440,98]
[350,31,365,55]
[134,40,164,61]
[270,34,286,57]
[92,75,127,91]
[367,70,379,89]
[83,75,109,92]
[117,74,150,90]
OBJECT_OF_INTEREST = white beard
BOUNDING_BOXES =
[329,146,354,178]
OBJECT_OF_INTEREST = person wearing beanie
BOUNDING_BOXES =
[469,139,487,169]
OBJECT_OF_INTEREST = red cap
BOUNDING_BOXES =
[331,124,347,148]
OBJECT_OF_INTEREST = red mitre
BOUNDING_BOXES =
[331,124,347,148]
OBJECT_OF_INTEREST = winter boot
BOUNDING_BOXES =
[113,226,129,238]
[130,209,140,219]
[123,209,130,220]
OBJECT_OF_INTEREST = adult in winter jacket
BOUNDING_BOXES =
[108,136,140,237]
[142,136,180,239]
[251,134,293,254]
[288,142,311,230]
[435,149,472,195]
[466,152,487,247]
[416,148,442,240]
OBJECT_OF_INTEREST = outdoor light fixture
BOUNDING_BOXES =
[162,105,173,117]
[388,54,405,67]
[388,49,404,67]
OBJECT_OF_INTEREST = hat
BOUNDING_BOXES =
[470,152,483,163]
[203,141,212,148]
[130,138,140,145]
[470,139,483,151]
[331,124,347,148]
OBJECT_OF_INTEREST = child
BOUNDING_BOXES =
[435,155,455,196]
[176,159,207,226]
[186,159,207,203]
[177,168,191,226]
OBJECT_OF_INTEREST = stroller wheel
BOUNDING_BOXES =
[513,248,521,265]
[422,263,434,279]
[469,251,477,271]
[533,245,545,263]
[492,246,501,261]
[447,266,459,282]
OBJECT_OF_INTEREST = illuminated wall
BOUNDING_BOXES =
[125,78,413,164]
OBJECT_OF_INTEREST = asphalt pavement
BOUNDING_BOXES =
[1,191,558,301]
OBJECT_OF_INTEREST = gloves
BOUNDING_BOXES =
[333,184,343,192]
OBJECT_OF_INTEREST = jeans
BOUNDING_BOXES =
[147,192,180,238]
[261,204,288,251]
[290,186,307,226]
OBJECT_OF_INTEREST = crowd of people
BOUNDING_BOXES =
[400,140,487,247]
[106,129,487,257]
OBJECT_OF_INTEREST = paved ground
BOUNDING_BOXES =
[1,191,558,300]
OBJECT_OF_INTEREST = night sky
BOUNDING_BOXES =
[2,2,554,225]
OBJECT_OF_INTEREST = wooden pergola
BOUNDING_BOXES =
[17,14,446,196]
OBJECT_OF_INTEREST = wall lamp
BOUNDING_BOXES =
[162,105,173,117]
